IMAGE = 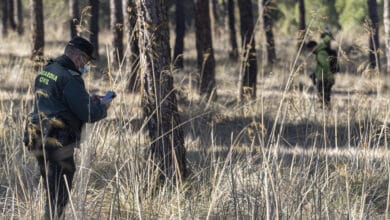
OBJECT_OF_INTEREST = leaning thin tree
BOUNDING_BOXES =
[136,0,187,183]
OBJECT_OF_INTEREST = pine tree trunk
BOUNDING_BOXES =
[111,0,124,68]
[211,0,220,37]
[137,0,187,183]
[261,0,276,67]
[211,0,219,25]
[124,0,140,92]
[8,0,16,30]
[89,0,99,59]
[228,0,238,60]
[326,0,341,30]
[16,0,24,35]
[195,0,216,97]
[31,0,44,68]
[297,0,305,48]
[173,0,185,69]
[2,0,8,37]
[238,0,257,100]
[368,0,380,70]
[69,0,79,39]
[384,0,390,74]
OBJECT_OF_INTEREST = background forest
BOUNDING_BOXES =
[1,0,390,219]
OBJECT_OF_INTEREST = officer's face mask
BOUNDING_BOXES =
[78,54,90,75]
[79,64,89,75]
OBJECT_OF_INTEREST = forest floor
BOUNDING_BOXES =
[1,27,390,219]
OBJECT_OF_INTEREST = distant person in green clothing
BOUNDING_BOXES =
[307,30,339,107]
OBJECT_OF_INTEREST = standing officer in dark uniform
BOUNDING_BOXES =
[28,36,113,219]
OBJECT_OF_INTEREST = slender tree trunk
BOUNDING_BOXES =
[211,0,219,24]
[326,0,341,30]
[368,0,380,70]
[111,0,124,68]
[2,0,8,37]
[297,0,305,48]
[31,0,44,68]
[384,0,390,74]
[69,0,80,39]
[16,0,24,35]
[261,0,276,67]
[195,0,216,97]
[89,0,99,59]
[173,0,185,69]
[137,0,187,183]
[220,0,227,27]
[211,0,220,37]
[238,0,257,100]
[8,0,16,30]
[228,0,238,60]
[123,0,140,92]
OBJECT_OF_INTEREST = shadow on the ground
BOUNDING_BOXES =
[181,106,386,150]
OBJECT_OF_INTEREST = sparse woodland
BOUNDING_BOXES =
[2,0,390,218]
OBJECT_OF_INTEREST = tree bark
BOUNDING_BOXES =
[238,0,257,100]
[16,0,24,35]
[368,0,380,70]
[69,0,80,39]
[326,0,341,30]
[261,0,276,67]
[8,0,16,30]
[2,0,8,37]
[89,0,99,59]
[211,0,219,25]
[227,0,238,60]
[385,0,390,74]
[173,0,185,69]
[195,0,216,97]
[297,0,305,48]
[123,0,140,92]
[137,0,187,183]
[111,0,124,68]
[31,0,44,68]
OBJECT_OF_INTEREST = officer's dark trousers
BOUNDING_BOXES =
[316,78,334,107]
[36,146,75,220]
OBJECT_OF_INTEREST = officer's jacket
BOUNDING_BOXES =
[314,43,334,81]
[33,55,107,138]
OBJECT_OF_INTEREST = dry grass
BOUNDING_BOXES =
[1,20,390,219]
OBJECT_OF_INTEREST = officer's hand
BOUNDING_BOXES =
[91,94,103,104]
[100,97,113,109]
[100,91,116,109]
